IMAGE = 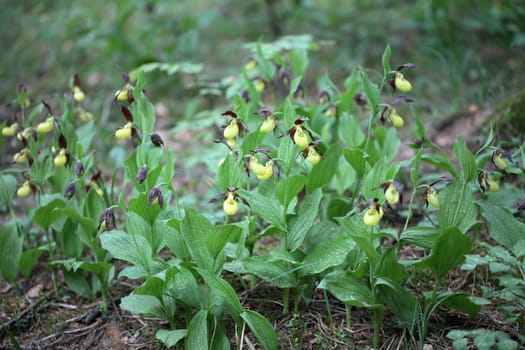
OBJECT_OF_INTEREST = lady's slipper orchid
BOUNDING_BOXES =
[361,199,384,227]
[2,123,18,136]
[17,181,31,197]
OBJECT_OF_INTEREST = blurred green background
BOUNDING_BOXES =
[1,0,524,126]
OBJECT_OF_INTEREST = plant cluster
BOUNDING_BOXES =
[1,39,525,349]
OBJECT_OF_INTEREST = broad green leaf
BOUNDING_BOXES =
[162,149,176,186]
[300,235,355,276]
[277,134,296,173]
[126,211,152,246]
[306,144,341,193]
[134,276,165,299]
[19,247,45,278]
[100,230,153,272]
[180,207,214,271]
[167,266,205,309]
[56,207,97,234]
[241,310,278,350]
[0,222,23,282]
[343,147,368,178]
[437,178,478,233]
[363,158,388,199]
[275,175,306,206]
[372,127,401,162]
[287,188,323,251]
[128,193,162,225]
[479,201,525,248]
[120,294,162,316]
[453,137,477,182]
[207,224,242,261]
[410,148,423,189]
[290,49,308,78]
[338,113,365,148]
[210,323,230,350]
[185,309,208,350]
[424,227,472,279]
[0,174,17,204]
[359,66,380,114]
[318,270,373,307]
[63,270,92,299]
[375,277,419,333]
[376,248,408,282]
[399,226,440,249]
[76,121,95,152]
[381,44,392,77]
[34,197,65,229]
[243,257,297,288]
[61,218,82,258]
[156,329,187,348]
[238,189,285,230]
[197,268,242,322]
[421,153,457,176]
[441,293,481,319]
[337,216,381,263]
[216,153,243,191]
[133,91,156,139]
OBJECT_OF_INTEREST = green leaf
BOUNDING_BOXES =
[290,49,309,78]
[0,174,17,204]
[33,197,65,229]
[300,235,355,276]
[19,247,45,278]
[381,44,392,77]
[424,227,472,279]
[479,201,525,248]
[375,277,419,334]
[61,218,82,258]
[120,294,162,316]
[453,137,477,182]
[207,224,242,261]
[185,309,208,350]
[275,175,306,206]
[100,230,153,271]
[241,310,278,350]
[399,226,440,249]
[133,91,156,139]
[0,222,23,282]
[421,153,457,176]
[343,147,368,178]
[438,177,478,233]
[216,153,243,191]
[277,134,296,174]
[63,270,92,299]
[197,268,242,322]
[306,144,341,193]
[359,66,380,114]
[376,248,408,282]
[441,293,481,319]
[337,216,381,263]
[180,207,214,271]
[363,158,388,199]
[318,270,373,307]
[167,266,205,309]
[287,188,323,251]
[338,113,365,148]
[56,207,97,233]
[410,148,423,189]
[156,329,187,348]
[243,257,297,288]
[238,189,285,230]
